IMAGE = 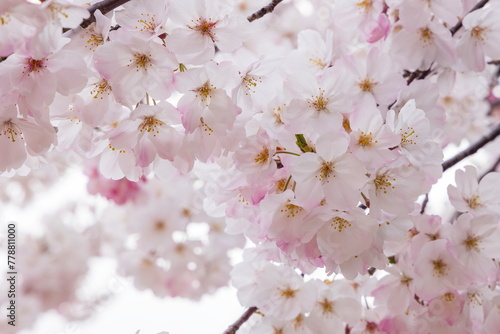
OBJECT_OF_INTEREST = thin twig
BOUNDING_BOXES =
[420,194,429,214]
[406,67,432,85]
[247,0,283,22]
[442,123,500,172]
[450,0,490,36]
[223,307,258,334]
[80,0,133,29]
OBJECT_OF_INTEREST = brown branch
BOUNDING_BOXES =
[405,67,432,85]
[247,0,283,22]
[223,307,258,334]
[80,0,133,29]
[442,123,500,171]
[420,193,429,214]
[450,0,489,36]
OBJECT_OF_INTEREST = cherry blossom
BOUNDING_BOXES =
[457,7,500,71]
[0,104,55,172]
[448,166,500,215]
[93,29,177,106]
[166,0,251,64]
[292,134,367,211]
[3,0,500,333]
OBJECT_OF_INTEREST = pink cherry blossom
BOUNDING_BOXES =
[108,103,183,167]
[166,0,251,64]
[365,13,390,43]
[457,7,500,72]
[292,134,367,211]
[86,166,145,205]
[93,29,177,106]
[448,166,500,216]
[389,20,457,70]
[0,45,88,111]
[447,214,500,282]
[414,239,470,300]
[0,103,55,173]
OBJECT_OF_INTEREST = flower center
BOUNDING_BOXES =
[358,131,376,147]
[281,203,304,218]
[136,13,157,33]
[308,90,329,112]
[442,292,455,302]
[194,82,215,103]
[419,27,433,45]
[131,53,152,70]
[90,79,112,99]
[471,26,486,41]
[356,0,373,13]
[254,146,269,164]
[189,18,218,40]
[464,235,480,252]
[400,275,412,286]
[432,259,448,277]
[374,173,396,194]
[400,127,417,145]
[1,120,21,142]
[279,287,297,298]
[242,75,261,94]
[0,13,11,25]
[85,31,104,49]
[466,195,482,209]
[139,116,164,135]
[330,217,352,232]
[317,161,335,181]
[48,3,69,20]
[358,77,377,92]
[25,58,46,74]
[154,220,166,231]
[293,314,304,329]
[343,117,352,133]
[308,57,326,68]
[318,298,334,314]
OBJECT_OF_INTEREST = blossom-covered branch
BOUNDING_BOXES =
[223,307,258,334]
[247,0,283,22]
[80,0,133,28]
[450,0,489,36]
[443,123,500,171]
[3,0,500,333]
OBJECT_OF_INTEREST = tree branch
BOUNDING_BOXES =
[247,0,283,22]
[442,123,500,171]
[450,0,489,36]
[223,307,258,334]
[420,194,429,214]
[405,67,432,85]
[80,0,133,29]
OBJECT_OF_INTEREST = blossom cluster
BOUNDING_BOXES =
[1,0,500,333]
